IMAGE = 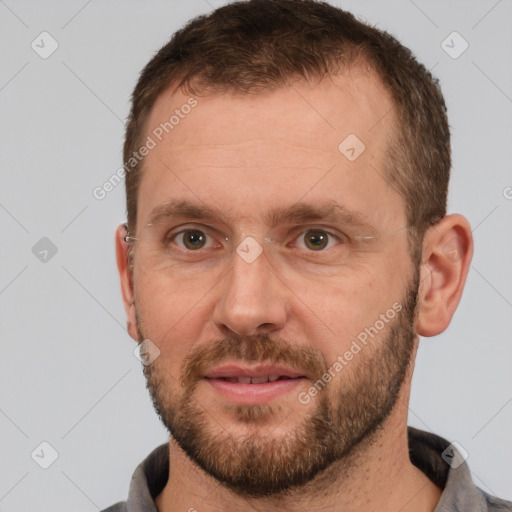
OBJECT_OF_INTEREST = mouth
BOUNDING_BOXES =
[212,375,298,384]
[202,364,308,405]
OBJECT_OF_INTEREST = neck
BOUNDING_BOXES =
[156,357,442,512]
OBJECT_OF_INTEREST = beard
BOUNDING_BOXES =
[137,269,419,498]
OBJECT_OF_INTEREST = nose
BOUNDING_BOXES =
[212,244,288,336]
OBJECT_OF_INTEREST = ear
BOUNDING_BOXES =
[416,214,473,337]
[115,224,140,341]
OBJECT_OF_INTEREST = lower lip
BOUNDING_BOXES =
[205,378,306,406]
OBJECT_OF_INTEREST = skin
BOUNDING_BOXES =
[115,66,473,512]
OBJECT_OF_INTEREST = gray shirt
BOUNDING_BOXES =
[102,427,512,511]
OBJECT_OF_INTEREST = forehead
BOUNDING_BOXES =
[137,66,403,230]
[147,65,393,146]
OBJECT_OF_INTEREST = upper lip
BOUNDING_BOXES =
[203,364,306,379]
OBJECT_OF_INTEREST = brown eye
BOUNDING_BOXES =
[303,229,329,251]
[180,230,207,250]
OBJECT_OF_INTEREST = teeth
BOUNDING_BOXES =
[250,376,269,384]
[220,375,294,383]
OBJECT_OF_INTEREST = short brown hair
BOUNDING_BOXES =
[124,0,450,256]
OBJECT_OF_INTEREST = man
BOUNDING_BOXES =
[107,0,512,510]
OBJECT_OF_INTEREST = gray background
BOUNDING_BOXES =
[1,0,511,510]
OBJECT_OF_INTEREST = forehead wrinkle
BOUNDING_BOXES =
[154,137,340,167]
[161,138,338,153]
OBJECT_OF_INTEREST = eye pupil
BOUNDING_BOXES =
[183,230,206,250]
[305,230,328,250]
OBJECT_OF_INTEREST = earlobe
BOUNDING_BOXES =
[126,303,140,341]
[115,224,140,341]
[415,214,473,337]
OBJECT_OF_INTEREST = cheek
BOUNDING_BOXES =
[292,263,408,359]
[134,271,211,362]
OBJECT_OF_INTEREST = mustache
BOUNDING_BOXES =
[180,333,328,389]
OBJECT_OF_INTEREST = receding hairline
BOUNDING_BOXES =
[143,53,390,125]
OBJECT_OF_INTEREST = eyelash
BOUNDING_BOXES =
[166,226,348,253]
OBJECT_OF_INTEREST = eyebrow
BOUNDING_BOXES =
[145,199,378,235]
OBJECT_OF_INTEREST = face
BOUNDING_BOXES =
[128,69,419,497]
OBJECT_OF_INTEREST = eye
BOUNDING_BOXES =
[173,229,213,250]
[294,229,341,251]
